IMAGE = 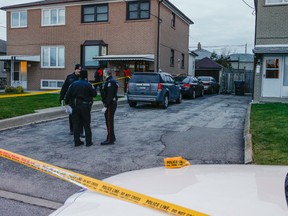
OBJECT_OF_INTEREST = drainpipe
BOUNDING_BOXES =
[10,56,15,86]
[156,0,163,72]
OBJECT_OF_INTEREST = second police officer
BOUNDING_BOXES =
[101,70,118,145]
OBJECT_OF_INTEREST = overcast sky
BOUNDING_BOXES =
[0,0,255,54]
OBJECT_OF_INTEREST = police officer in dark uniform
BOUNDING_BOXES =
[60,64,84,136]
[101,70,118,145]
[65,69,97,147]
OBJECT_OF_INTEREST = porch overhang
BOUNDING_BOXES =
[93,54,154,62]
[253,46,288,54]
[0,55,40,62]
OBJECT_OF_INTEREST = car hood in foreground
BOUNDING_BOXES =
[50,165,288,216]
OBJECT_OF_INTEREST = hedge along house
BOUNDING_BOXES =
[0,0,193,91]
[253,0,288,102]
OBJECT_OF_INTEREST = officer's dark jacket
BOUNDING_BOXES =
[60,72,80,100]
[64,79,97,107]
[101,76,118,107]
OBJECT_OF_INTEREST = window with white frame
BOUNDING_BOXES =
[11,11,27,28]
[41,79,64,89]
[266,0,288,5]
[42,8,65,26]
[41,46,65,68]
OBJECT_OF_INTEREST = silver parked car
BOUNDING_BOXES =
[197,76,220,94]
[127,72,182,109]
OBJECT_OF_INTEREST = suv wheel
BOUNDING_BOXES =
[128,101,137,107]
[161,95,169,109]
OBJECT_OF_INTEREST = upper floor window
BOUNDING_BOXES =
[127,1,150,20]
[42,8,65,26]
[41,46,65,68]
[11,11,27,28]
[170,49,174,67]
[266,0,288,5]
[171,12,175,28]
[82,4,108,23]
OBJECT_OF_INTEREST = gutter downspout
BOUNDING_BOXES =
[156,0,163,72]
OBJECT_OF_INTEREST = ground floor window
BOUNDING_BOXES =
[41,46,65,68]
[81,40,107,69]
[41,79,64,89]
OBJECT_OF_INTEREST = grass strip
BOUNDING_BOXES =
[250,103,288,165]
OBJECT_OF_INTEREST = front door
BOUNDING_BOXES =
[11,61,27,89]
[281,56,288,97]
[262,57,281,97]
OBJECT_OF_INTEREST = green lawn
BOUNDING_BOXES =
[0,93,102,120]
[250,103,288,165]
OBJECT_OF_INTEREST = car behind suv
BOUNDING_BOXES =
[197,76,220,94]
[127,72,182,109]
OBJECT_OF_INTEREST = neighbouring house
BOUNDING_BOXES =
[193,42,212,60]
[195,57,223,82]
[229,53,254,71]
[0,39,7,88]
[188,51,198,76]
[253,0,288,102]
[0,0,193,91]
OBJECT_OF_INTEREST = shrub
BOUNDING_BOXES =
[4,86,24,93]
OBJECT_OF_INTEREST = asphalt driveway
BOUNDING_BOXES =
[0,94,252,216]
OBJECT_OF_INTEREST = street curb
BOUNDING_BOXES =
[244,103,253,164]
[0,98,127,132]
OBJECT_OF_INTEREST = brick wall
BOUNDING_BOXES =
[6,0,190,89]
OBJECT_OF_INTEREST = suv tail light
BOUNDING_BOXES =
[158,83,163,91]
[183,84,191,88]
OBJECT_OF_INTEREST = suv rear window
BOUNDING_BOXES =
[182,77,190,83]
[198,77,210,81]
[130,74,160,83]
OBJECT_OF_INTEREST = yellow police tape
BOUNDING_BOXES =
[164,157,190,169]
[0,148,208,216]
[0,76,130,99]
[0,90,60,99]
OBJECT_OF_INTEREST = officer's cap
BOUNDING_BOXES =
[74,64,82,70]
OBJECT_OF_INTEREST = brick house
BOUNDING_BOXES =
[253,0,288,102]
[0,0,193,91]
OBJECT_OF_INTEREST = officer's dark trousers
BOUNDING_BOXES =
[72,104,92,145]
[69,113,83,134]
[69,114,73,132]
[104,102,117,142]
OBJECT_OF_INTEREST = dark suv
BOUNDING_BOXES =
[127,72,182,109]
